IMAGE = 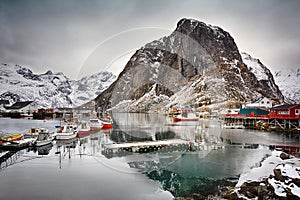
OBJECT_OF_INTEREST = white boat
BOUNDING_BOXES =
[172,107,198,125]
[24,127,49,139]
[34,131,54,147]
[55,124,77,140]
[173,107,198,122]
[89,119,103,131]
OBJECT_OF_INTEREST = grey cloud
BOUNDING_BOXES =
[0,0,299,79]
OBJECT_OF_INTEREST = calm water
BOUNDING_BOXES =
[0,114,299,199]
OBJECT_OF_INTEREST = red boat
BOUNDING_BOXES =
[100,116,113,130]
[173,107,198,122]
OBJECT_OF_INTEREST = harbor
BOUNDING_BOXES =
[0,113,299,199]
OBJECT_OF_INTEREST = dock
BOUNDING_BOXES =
[102,139,191,158]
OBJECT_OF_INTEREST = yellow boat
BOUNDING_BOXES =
[1,134,24,143]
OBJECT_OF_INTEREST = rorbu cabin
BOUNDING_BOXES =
[239,107,269,117]
[269,104,300,120]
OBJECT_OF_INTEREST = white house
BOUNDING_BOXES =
[5,101,38,113]
[244,97,273,108]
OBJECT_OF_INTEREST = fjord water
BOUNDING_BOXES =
[0,114,299,199]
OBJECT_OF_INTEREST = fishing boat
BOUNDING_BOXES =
[54,124,77,140]
[100,115,113,130]
[34,131,54,147]
[76,121,91,138]
[24,127,49,139]
[89,119,103,131]
[173,107,198,123]
[0,134,24,144]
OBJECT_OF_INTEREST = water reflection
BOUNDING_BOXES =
[0,114,299,198]
[109,113,300,197]
[33,143,53,155]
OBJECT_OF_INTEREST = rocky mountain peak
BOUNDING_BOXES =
[95,18,284,112]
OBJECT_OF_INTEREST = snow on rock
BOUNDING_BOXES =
[273,68,300,103]
[0,63,116,108]
[233,150,300,199]
[241,52,269,81]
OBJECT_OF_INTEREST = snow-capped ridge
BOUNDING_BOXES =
[0,63,116,108]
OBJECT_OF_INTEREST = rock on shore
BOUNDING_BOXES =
[224,151,300,199]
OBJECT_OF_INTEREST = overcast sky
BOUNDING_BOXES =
[1,0,299,79]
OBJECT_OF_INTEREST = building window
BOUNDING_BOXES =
[267,101,270,104]
[261,101,264,104]
[279,111,290,115]
[296,109,300,115]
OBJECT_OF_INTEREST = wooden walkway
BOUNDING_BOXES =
[102,139,191,158]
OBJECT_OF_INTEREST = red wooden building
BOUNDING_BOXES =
[38,108,54,113]
[269,104,300,120]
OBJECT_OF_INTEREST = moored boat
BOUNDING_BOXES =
[173,107,198,123]
[76,121,91,138]
[24,127,49,139]
[89,119,103,131]
[54,124,77,140]
[34,131,54,147]
[0,134,24,144]
[100,115,113,130]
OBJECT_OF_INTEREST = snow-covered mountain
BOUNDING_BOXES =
[0,63,116,108]
[241,52,283,101]
[273,68,300,103]
[95,18,284,112]
[241,53,300,103]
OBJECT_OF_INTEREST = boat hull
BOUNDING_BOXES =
[102,123,113,130]
[55,132,77,140]
[173,117,198,122]
[0,134,24,144]
[77,130,91,138]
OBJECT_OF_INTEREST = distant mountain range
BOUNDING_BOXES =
[0,63,116,108]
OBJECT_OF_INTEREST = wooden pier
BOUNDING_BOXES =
[223,115,300,133]
[102,139,191,158]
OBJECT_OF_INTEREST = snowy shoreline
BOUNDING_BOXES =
[225,150,300,199]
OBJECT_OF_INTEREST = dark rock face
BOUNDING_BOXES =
[95,18,283,111]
